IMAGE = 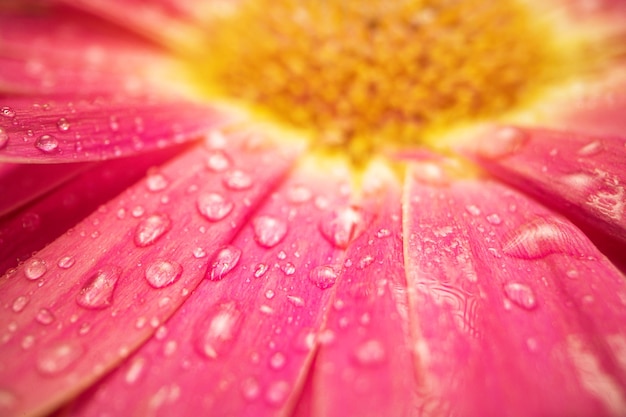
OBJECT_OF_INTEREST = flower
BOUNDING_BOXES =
[1,1,626,417]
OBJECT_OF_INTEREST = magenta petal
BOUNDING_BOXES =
[0,146,186,274]
[404,164,626,416]
[465,127,626,243]
[65,161,350,417]
[0,95,231,163]
[0,132,301,417]
[0,6,176,95]
[309,172,420,416]
[0,162,91,216]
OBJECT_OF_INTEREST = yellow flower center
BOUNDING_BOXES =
[189,0,586,163]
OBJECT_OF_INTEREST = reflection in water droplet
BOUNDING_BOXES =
[195,302,242,359]
[35,134,59,153]
[57,256,76,269]
[24,258,47,280]
[502,218,580,259]
[36,308,55,325]
[11,296,29,313]
[76,265,122,309]
[223,170,253,190]
[197,192,234,221]
[252,216,288,248]
[309,265,339,289]
[134,213,171,247]
[503,282,537,310]
[208,246,241,281]
[145,260,182,289]
[56,118,70,132]
[37,342,84,376]
[319,207,363,248]
[353,339,386,366]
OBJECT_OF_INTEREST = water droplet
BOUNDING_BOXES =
[309,265,339,289]
[195,302,242,359]
[208,246,241,281]
[353,339,386,366]
[57,256,75,269]
[134,213,171,247]
[197,192,233,221]
[145,171,169,192]
[131,205,145,217]
[319,207,363,248]
[11,296,29,313]
[223,170,252,190]
[265,289,275,299]
[37,342,84,376]
[24,258,47,280]
[35,134,59,153]
[76,265,122,310]
[479,126,528,159]
[36,308,55,325]
[502,218,579,259]
[206,150,231,172]
[287,295,304,307]
[21,335,35,350]
[358,255,374,269]
[254,263,269,278]
[269,351,286,370]
[486,213,502,225]
[282,263,296,276]
[241,377,261,401]
[376,228,391,238]
[503,282,537,310]
[0,128,8,149]
[287,184,313,203]
[145,260,182,289]
[465,205,481,216]
[125,357,147,385]
[1,106,15,118]
[577,140,603,156]
[193,247,207,258]
[265,380,290,406]
[56,118,70,132]
[252,216,288,248]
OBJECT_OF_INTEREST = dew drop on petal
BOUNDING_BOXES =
[24,258,47,280]
[252,216,288,248]
[1,106,15,118]
[194,301,242,359]
[145,260,182,289]
[35,308,55,325]
[197,192,234,221]
[254,263,269,278]
[35,134,59,153]
[145,172,169,192]
[36,342,84,376]
[287,295,304,307]
[125,357,147,385]
[208,246,241,281]
[57,256,75,269]
[56,118,70,132]
[241,377,261,401]
[503,282,537,310]
[486,213,502,225]
[223,170,253,190]
[269,351,286,370]
[319,207,363,249]
[502,218,579,259]
[206,150,231,172]
[577,140,603,156]
[479,126,528,159]
[76,265,122,310]
[0,128,8,149]
[11,296,29,313]
[287,184,313,203]
[465,205,481,216]
[265,380,290,406]
[353,339,386,366]
[134,213,171,247]
[309,265,339,289]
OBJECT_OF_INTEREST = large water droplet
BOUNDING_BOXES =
[223,170,253,190]
[145,260,182,289]
[252,216,288,248]
[502,218,580,259]
[353,339,386,366]
[24,258,47,280]
[36,342,84,376]
[319,207,363,249]
[206,150,231,172]
[208,246,241,281]
[197,192,233,221]
[194,302,242,359]
[76,265,122,309]
[309,265,339,289]
[254,263,269,278]
[35,134,59,153]
[134,213,171,247]
[503,282,537,310]
[11,296,29,313]
[56,118,70,132]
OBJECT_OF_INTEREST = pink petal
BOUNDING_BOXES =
[0,146,185,274]
[65,160,351,417]
[465,127,626,243]
[0,95,232,163]
[0,6,178,95]
[0,162,91,216]
[308,168,420,416]
[0,131,301,417]
[404,162,626,416]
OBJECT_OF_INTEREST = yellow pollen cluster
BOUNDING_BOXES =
[192,0,570,162]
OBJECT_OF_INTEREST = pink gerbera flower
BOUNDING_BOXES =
[1,1,626,416]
